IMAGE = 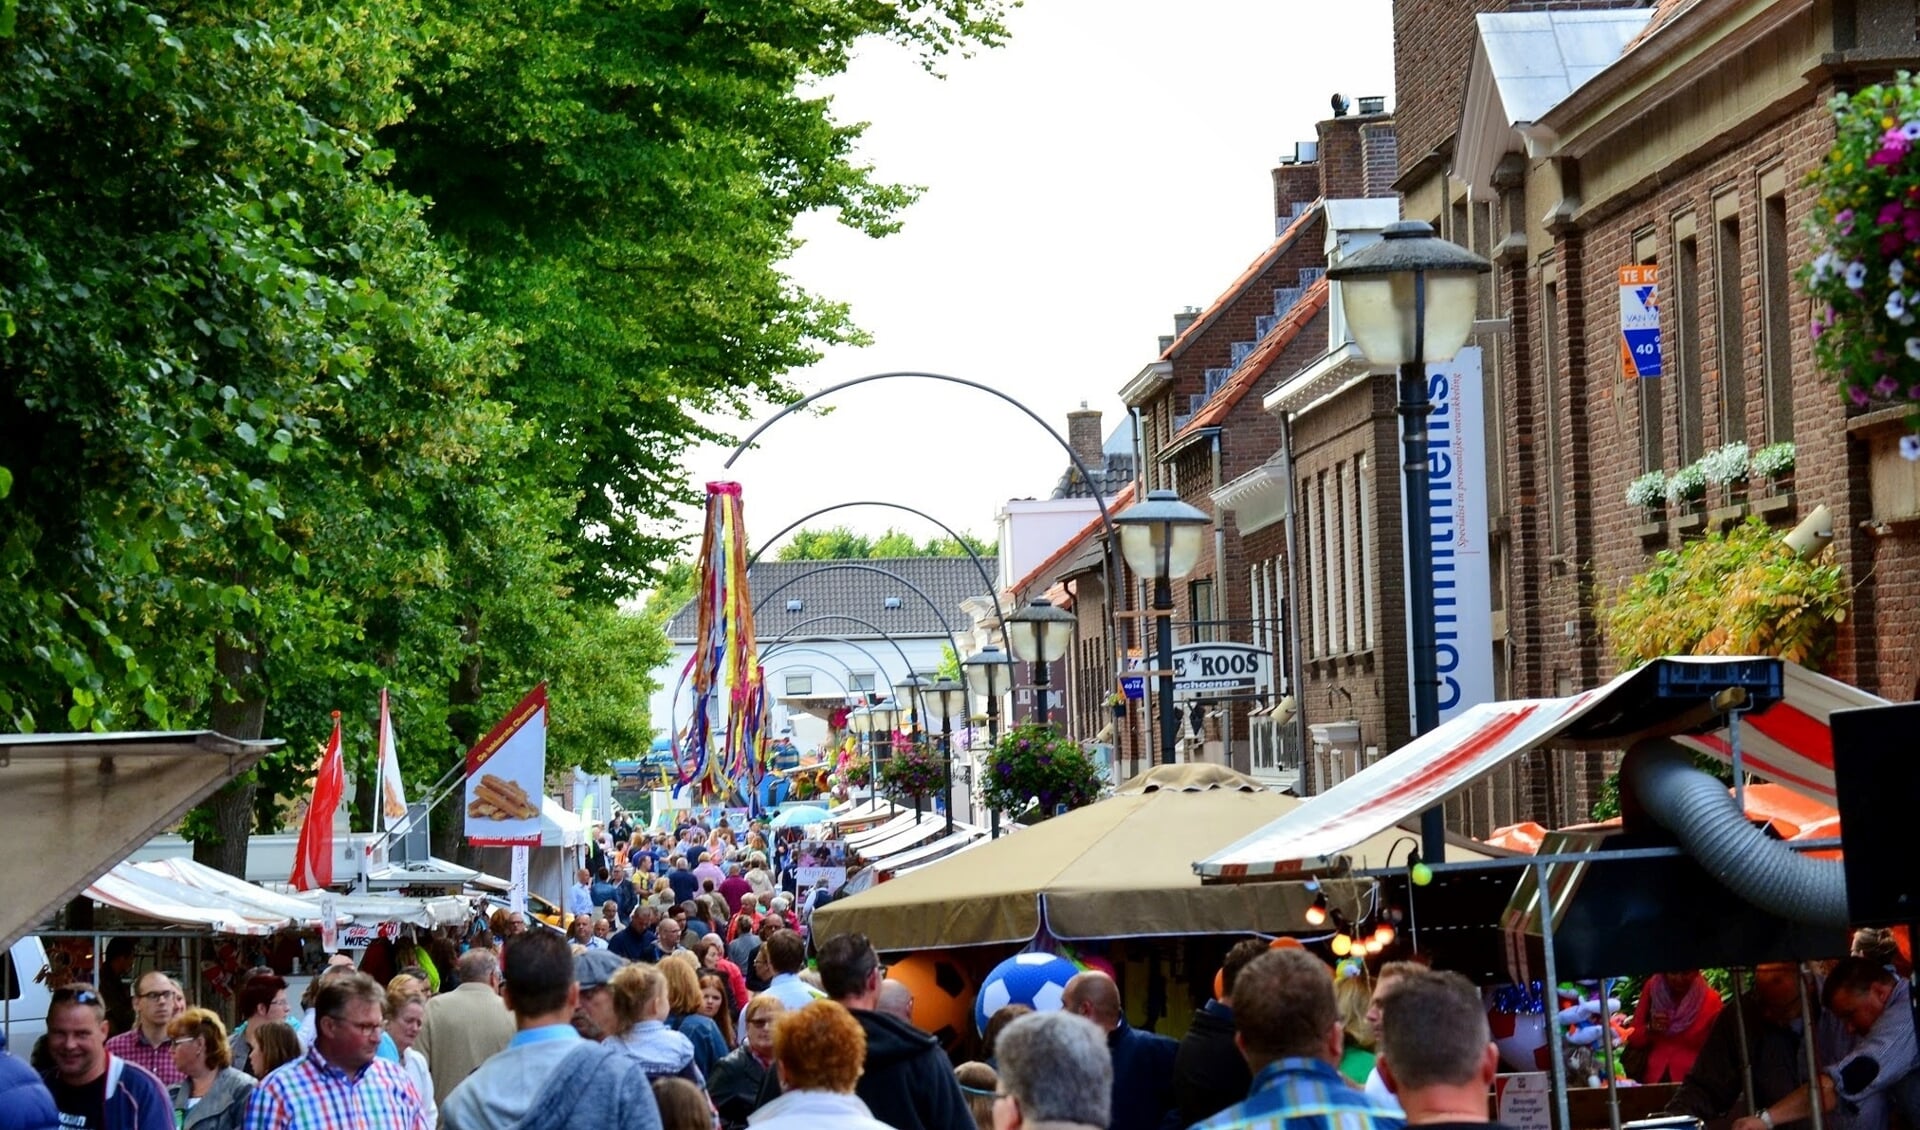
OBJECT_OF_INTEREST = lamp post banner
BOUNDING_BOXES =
[1399,347,1496,729]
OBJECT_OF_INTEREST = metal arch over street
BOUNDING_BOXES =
[761,638,903,696]
[721,371,1125,684]
[747,499,1009,645]
[752,562,965,692]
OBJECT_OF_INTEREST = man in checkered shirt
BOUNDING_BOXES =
[1196,949,1407,1130]
[244,973,428,1130]
[104,972,184,1086]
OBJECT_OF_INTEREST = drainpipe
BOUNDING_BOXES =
[1279,411,1310,785]
[1207,428,1228,767]
[1132,406,1151,778]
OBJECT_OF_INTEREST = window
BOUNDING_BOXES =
[1715,199,1746,443]
[1543,273,1567,553]
[1319,471,1338,655]
[1189,578,1215,643]
[849,672,876,694]
[1303,478,1322,658]
[1761,170,1795,442]
[1632,233,1665,473]
[1675,218,1705,465]
[1340,459,1359,652]
[784,674,813,696]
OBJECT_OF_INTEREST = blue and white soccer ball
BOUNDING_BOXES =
[975,951,1081,1035]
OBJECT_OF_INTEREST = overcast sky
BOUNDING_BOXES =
[676,0,1396,555]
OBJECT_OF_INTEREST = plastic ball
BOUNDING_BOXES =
[975,951,1082,1035]
[886,952,976,1051]
[1410,861,1434,886]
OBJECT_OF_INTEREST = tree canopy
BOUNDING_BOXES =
[0,0,1011,871]
[776,525,995,561]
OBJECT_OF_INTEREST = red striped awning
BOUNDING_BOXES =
[1194,658,1884,881]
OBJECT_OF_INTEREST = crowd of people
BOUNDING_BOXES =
[6,808,1918,1130]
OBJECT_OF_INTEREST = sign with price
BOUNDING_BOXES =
[1618,264,1662,379]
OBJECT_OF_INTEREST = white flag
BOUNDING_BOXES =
[376,689,408,830]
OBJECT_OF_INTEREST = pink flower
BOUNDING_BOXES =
[1839,209,1857,235]
[1881,202,1906,226]
[1871,128,1912,166]
[1851,385,1873,406]
[1876,374,1901,397]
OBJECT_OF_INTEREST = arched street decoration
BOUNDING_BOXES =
[724,372,1126,685]
[751,562,966,688]
[747,499,1009,642]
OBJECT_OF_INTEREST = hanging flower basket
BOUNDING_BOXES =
[1806,75,1920,459]
[1664,462,1707,509]
[877,738,946,803]
[981,723,1105,820]
[1625,471,1667,517]
[1751,441,1796,490]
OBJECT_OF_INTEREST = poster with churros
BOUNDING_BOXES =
[465,683,548,846]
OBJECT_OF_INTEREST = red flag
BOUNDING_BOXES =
[290,711,345,891]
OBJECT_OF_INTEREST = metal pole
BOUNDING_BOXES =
[1534,861,1573,1130]
[1034,648,1051,729]
[942,712,955,835]
[1597,979,1623,1130]
[1797,963,1826,1130]
[1400,271,1446,862]
[1727,968,1758,1119]
[1155,576,1178,764]
[987,689,1002,839]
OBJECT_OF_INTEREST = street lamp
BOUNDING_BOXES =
[963,645,1016,836]
[1006,598,1075,728]
[847,704,876,796]
[868,700,899,768]
[1327,218,1490,864]
[1115,489,1209,765]
[894,674,929,733]
[924,678,968,834]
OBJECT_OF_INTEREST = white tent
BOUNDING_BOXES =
[82,862,344,936]
[289,892,469,930]
[541,795,588,848]
[133,858,336,928]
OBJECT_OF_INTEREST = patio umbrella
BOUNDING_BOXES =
[770,806,830,829]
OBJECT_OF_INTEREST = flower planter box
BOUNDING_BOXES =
[1707,503,1747,531]
[1634,520,1667,542]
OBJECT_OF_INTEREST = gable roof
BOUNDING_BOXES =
[665,557,987,643]
[1010,482,1136,599]
[1168,276,1330,447]
[1158,202,1324,363]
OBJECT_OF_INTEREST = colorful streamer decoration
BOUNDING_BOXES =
[678,482,770,810]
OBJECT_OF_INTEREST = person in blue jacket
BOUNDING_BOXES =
[1061,970,1179,1130]
[0,1029,59,1130]
[40,984,171,1130]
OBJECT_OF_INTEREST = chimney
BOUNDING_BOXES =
[1066,403,1103,473]
[1273,159,1319,228]
[1157,333,1176,354]
[1357,94,1387,116]
[1360,122,1399,198]
[1172,307,1201,337]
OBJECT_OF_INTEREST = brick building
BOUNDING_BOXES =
[1390,0,1920,831]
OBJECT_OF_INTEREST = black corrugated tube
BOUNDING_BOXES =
[1622,737,1851,928]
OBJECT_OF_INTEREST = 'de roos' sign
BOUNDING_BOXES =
[1170,643,1272,697]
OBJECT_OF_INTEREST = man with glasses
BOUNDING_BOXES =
[243,973,428,1130]
[41,983,172,1130]
[105,973,185,1086]
[989,1009,1112,1130]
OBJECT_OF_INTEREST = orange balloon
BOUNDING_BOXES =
[886,952,976,1051]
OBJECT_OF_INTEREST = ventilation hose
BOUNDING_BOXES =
[1621,737,1851,928]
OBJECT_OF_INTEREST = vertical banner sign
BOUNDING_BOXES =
[1398,347,1497,732]
[509,846,529,916]
[318,893,339,953]
[466,684,548,847]
[1618,265,1662,378]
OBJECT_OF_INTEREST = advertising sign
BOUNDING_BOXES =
[1618,265,1662,378]
[1170,642,1273,698]
[794,866,848,893]
[318,893,339,953]
[1398,347,1497,729]
[509,846,529,916]
[465,683,548,847]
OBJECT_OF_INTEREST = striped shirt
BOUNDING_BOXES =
[105,1028,184,1086]
[243,1045,428,1130]
[1195,1056,1408,1130]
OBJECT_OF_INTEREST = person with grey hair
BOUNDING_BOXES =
[876,980,917,1027]
[416,948,515,1106]
[244,974,428,1130]
[1194,949,1403,1130]
[1374,970,1500,1128]
[991,1009,1113,1130]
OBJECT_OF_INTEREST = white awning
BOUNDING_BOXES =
[84,863,293,936]
[1195,658,1884,880]
[542,796,587,848]
[867,827,985,874]
[290,892,470,930]
[0,730,276,949]
[844,811,919,849]
[132,858,338,928]
[854,817,963,860]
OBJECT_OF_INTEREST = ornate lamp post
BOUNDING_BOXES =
[1006,598,1075,728]
[1114,490,1209,765]
[1326,219,1490,863]
[924,678,968,834]
[894,674,929,733]
[847,705,877,797]
[963,645,1016,836]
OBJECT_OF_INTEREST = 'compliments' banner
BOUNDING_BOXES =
[1399,348,1496,732]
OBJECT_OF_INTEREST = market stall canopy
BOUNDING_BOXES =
[132,858,337,927]
[851,816,954,860]
[83,862,325,936]
[542,796,588,848]
[0,730,278,949]
[824,798,904,829]
[811,767,1488,951]
[290,891,470,930]
[1194,657,1881,881]
[844,811,920,850]
[840,827,986,897]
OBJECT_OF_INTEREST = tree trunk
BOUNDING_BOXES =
[436,611,484,869]
[194,635,265,877]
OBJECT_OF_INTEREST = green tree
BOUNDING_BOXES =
[775,525,995,561]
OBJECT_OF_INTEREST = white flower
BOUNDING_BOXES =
[1846,261,1869,290]
[1902,121,1920,141]
[1893,259,1908,286]
[1890,292,1909,323]
[1906,337,1920,362]
[1812,252,1835,283]
[1902,434,1920,462]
